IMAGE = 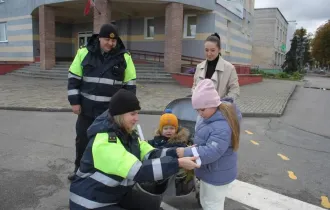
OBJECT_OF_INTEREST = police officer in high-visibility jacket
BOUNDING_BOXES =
[69,89,199,210]
[67,23,137,180]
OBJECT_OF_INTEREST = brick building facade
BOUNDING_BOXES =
[252,8,288,72]
[0,0,255,73]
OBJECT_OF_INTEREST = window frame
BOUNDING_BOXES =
[225,19,231,52]
[144,17,155,40]
[0,22,8,43]
[183,14,197,39]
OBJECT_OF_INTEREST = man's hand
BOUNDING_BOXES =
[72,105,81,115]
[178,156,200,170]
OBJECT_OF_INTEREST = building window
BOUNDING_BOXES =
[247,20,251,36]
[241,18,246,34]
[275,52,278,66]
[225,20,231,52]
[184,14,197,38]
[144,17,155,39]
[278,53,281,66]
[0,22,7,42]
[78,31,92,48]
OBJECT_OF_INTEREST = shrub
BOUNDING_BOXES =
[251,69,303,81]
[291,72,303,80]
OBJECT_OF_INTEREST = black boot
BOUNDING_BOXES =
[68,167,78,181]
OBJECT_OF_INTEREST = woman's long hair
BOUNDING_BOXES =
[110,114,134,134]
[218,103,240,151]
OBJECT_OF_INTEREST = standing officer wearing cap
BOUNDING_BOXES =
[67,23,137,181]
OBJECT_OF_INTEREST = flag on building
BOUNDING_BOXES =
[84,0,95,16]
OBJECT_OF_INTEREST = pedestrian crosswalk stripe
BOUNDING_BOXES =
[162,180,325,210]
[161,202,179,210]
[227,180,325,210]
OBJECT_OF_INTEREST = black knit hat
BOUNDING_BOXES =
[109,89,141,116]
[99,23,119,39]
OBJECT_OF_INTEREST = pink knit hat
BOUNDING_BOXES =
[192,79,221,109]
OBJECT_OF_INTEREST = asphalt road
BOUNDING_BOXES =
[0,76,329,210]
[164,78,330,210]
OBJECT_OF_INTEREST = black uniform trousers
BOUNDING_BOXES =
[69,184,163,210]
[74,114,95,168]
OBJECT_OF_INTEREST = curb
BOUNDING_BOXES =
[140,110,163,115]
[0,106,72,112]
[242,112,282,118]
[0,106,289,118]
[277,84,297,116]
[303,86,330,91]
[0,85,298,118]
[241,84,297,118]
[0,106,164,115]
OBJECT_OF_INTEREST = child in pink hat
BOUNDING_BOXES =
[177,79,242,210]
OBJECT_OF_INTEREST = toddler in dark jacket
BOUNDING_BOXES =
[149,109,194,196]
[149,109,190,149]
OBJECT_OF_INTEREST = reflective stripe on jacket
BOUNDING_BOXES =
[69,112,180,209]
[67,35,137,118]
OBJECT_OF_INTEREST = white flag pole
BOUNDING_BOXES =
[136,124,145,141]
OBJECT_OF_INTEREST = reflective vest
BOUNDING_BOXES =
[67,39,137,118]
[70,132,155,209]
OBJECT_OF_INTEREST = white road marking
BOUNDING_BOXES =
[161,180,326,210]
[136,124,145,140]
[227,180,326,210]
[161,202,179,210]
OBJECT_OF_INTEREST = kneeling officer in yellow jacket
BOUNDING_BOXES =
[69,89,199,210]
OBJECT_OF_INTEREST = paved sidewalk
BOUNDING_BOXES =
[0,75,301,117]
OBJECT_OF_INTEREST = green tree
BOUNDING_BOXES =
[282,27,311,73]
[304,33,313,68]
[311,20,330,67]
[282,36,298,73]
[295,28,310,71]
